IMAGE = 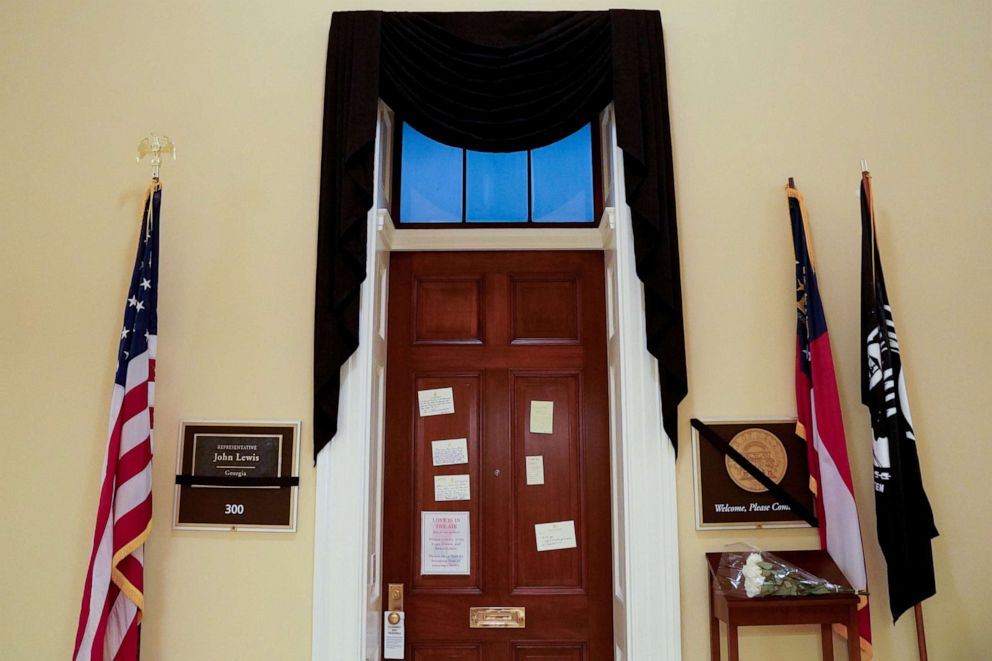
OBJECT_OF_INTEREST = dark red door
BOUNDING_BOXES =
[383,251,613,661]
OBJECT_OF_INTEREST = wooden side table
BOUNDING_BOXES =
[706,550,862,661]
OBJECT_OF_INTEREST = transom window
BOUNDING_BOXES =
[394,122,599,226]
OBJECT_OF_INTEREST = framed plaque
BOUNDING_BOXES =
[691,418,814,530]
[173,420,300,532]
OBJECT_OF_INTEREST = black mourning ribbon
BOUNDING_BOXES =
[690,418,818,527]
[174,475,300,488]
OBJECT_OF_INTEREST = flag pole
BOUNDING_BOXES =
[861,163,875,286]
[914,602,929,661]
[134,135,171,660]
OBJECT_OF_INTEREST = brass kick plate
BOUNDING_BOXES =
[469,607,525,629]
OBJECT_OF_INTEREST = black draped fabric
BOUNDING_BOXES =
[315,10,687,461]
[380,12,613,151]
[610,11,686,457]
[313,11,380,456]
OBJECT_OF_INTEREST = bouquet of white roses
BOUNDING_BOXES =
[716,550,855,599]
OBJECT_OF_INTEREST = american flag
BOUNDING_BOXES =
[787,184,872,657]
[74,184,160,661]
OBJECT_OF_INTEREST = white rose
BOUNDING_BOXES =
[742,552,765,598]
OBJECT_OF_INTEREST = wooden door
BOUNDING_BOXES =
[382,251,613,661]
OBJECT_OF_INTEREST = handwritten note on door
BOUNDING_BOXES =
[525,455,545,485]
[418,387,455,416]
[432,438,468,466]
[434,474,471,501]
[535,520,577,552]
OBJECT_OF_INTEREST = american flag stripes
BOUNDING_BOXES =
[74,184,160,661]
[787,185,872,657]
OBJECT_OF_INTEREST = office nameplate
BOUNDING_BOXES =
[173,420,300,532]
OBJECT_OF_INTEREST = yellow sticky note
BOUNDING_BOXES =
[530,400,554,434]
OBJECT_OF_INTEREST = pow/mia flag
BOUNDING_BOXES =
[860,171,938,622]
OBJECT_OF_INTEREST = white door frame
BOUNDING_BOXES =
[312,104,682,661]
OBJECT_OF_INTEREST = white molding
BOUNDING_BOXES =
[377,209,394,250]
[604,109,682,661]
[312,105,391,661]
[600,207,616,249]
[387,221,605,253]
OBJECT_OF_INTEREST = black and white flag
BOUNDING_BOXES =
[860,172,938,622]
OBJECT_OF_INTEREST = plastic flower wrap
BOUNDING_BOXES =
[716,549,856,598]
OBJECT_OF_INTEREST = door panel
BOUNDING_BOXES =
[414,277,484,344]
[384,251,612,661]
[511,643,585,661]
[511,373,582,591]
[412,374,482,592]
[510,275,580,344]
[413,644,483,661]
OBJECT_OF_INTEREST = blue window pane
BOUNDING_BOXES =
[399,124,463,223]
[531,125,594,223]
[465,150,529,223]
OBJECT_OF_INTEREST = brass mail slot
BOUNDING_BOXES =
[469,606,525,629]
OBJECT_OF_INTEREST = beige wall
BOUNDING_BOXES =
[1,1,989,659]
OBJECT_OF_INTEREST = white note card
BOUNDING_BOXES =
[383,611,404,659]
[432,438,469,466]
[535,520,577,552]
[422,511,470,575]
[530,400,554,434]
[434,474,471,501]
[525,455,545,485]
[418,387,455,417]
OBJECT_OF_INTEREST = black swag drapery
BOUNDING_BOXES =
[314,10,687,460]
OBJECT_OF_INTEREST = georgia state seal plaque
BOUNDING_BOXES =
[691,419,813,529]
[725,428,789,493]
